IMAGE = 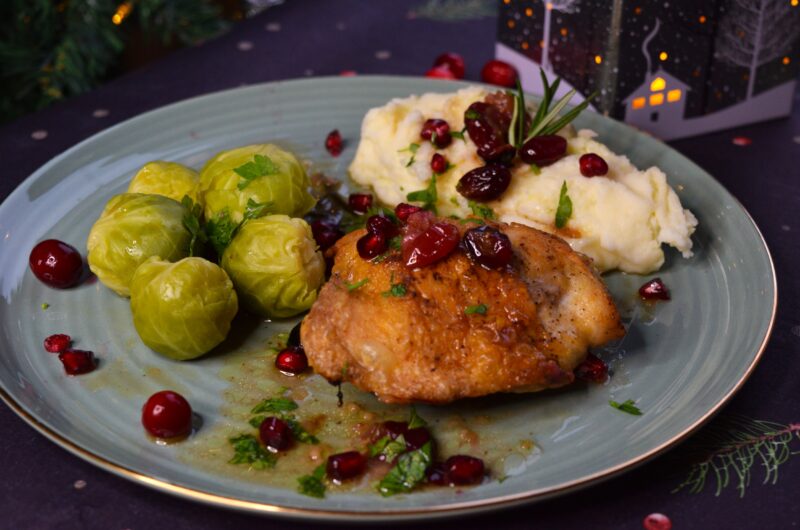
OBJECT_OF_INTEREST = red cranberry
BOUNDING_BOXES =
[480,60,517,87]
[579,153,609,177]
[445,455,485,485]
[639,278,670,301]
[433,52,465,79]
[259,416,293,451]
[643,513,672,530]
[427,462,450,485]
[420,119,452,148]
[425,66,457,80]
[275,346,308,375]
[29,239,83,289]
[456,164,512,201]
[58,349,96,375]
[357,232,388,260]
[574,353,608,383]
[327,451,367,482]
[430,153,448,174]
[44,333,72,353]
[325,129,343,157]
[462,226,514,269]
[463,102,515,164]
[395,203,423,223]
[403,222,460,269]
[141,390,192,438]
[520,135,567,166]
[366,215,398,239]
[348,193,373,214]
[311,220,343,251]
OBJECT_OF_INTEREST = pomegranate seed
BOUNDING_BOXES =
[381,420,410,439]
[427,462,449,485]
[463,102,515,164]
[311,220,343,251]
[325,129,343,157]
[327,451,367,482]
[643,513,673,530]
[462,226,514,269]
[433,52,465,79]
[425,66,457,80]
[259,416,293,451]
[574,353,608,383]
[357,232,388,260]
[395,203,423,223]
[520,135,567,166]
[430,153,448,174]
[445,455,485,485]
[287,321,302,348]
[348,193,373,214]
[480,59,517,87]
[58,349,96,376]
[403,222,460,269]
[456,164,512,201]
[404,427,433,451]
[366,215,398,239]
[275,346,308,374]
[141,390,192,438]
[44,333,72,353]
[579,153,609,177]
[29,239,84,289]
[420,119,452,148]
[639,278,670,301]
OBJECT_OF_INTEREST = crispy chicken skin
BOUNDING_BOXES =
[301,220,624,404]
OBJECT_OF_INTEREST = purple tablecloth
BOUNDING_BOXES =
[1,1,798,528]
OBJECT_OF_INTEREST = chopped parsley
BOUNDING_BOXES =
[406,174,438,213]
[297,464,327,498]
[465,109,481,120]
[243,198,273,220]
[382,283,407,298]
[399,142,420,167]
[459,218,485,225]
[250,397,298,415]
[609,399,642,416]
[369,435,407,462]
[205,208,239,256]
[451,126,467,140]
[464,304,488,315]
[285,417,320,444]
[530,163,541,175]
[228,434,276,469]
[377,441,433,497]
[468,200,496,220]
[181,195,207,256]
[555,181,572,229]
[407,406,427,429]
[346,278,369,292]
[388,235,402,250]
[234,154,280,190]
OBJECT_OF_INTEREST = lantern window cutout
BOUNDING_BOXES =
[650,93,665,106]
[650,77,666,91]
[667,89,682,102]
[632,97,646,109]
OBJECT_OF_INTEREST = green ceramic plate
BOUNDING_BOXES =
[0,77,776,521]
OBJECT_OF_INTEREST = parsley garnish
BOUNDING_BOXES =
[369,435,407,462]
[250,397,298,415]
[468,200,496,220]
[406,174,438,213]
[346,278,369,292]
[399,142,420,167]
[382,283,407,298]
[465,109,481,120]
[609,399,642,416]
[378,441,433,497]
[388,235,402,250]
[450,129,465,140]
[459,218,485,225]
[297,464,326,498]
[465,304,488,315]
[181,195,207,257]
[228,434,276,469]
[555,181,572,229]
[285,417,320,444]
[408,407,427,429]
[234,154,280,190]
[205,208,239,256]
[243,198,273,220]
[372,252,390,264]
[530,163,541,175]
[248,395,318,444]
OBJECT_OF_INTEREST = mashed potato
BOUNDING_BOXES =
[349,87,697,274]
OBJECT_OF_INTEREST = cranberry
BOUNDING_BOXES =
[430,153,448,174]
[456,164,512,201]
[325,129,343,157]
[427,462,450,485]
[395,203,423,223]
[348,193,373,214]
[58,349,96,375]
[639,278,670,301]
[259,416,293,451]
[480,59,517,88]
[420,119,452,148]
[339,70,357,76]
[445,455,485,485]
[287,321,302,348]
[574,353,608,383]
[366,215,398,239]
[311,220,343,251]
[141,390,192,438]
[275,346,308,375]
[462,226,514,269]
[44,333,72,353]
[433,52,465,79]
[579,153,609,177]
[29,239,84,289]
[463,102,515,164]
[403,222,460,269]
[327,451,367,482]
[357,232,387,260]
[425,66,457,80]
[519,135,567,166]
[643,513,673,530]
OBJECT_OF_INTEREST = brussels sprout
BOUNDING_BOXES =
[199,144,315,224]
[127,161,201,204]
[222,215,324,318]
[131,257,238,360]
[86,193,191,296]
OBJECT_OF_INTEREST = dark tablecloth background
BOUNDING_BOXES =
[1,1,798,528]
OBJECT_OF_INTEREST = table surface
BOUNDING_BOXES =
[1,1,798,529]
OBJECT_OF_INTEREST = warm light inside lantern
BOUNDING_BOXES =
[783,56,791,65]
[667,89,681,102]
[699,15,707,23]
[632,97,646,110]
[112,2,132,25]
[659,51,668,61]
[595,55,603,64]
[650,77,666,91]
[649,93,664,106]
[525,7,533,16]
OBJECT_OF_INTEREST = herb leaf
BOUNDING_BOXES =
[408,407,427,429]
[243,198,273,220]
[228,434,277,469]
[250,397,298,415]
[465,304,488,315]
[399,142,420,167]
[555,181,572,229]
[369,434,407,463]
[406,174,438,213]
[465,109,481,120]
[234,154,280,190]
[524,69,593,142]
[609,399,643,416]
[181,195,207,257]
[205,208,239,256]
[382,283,407,298]
[468,200,496,220]
[297,464,326,498]
[346,278,369,292]
[530,163,541,175]
[285,416,320,444]
[378,441,433,497]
